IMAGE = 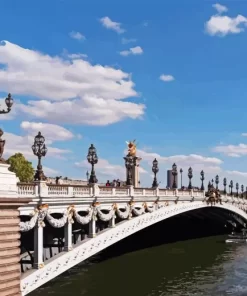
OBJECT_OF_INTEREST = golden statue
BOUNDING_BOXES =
[126,140,137,156]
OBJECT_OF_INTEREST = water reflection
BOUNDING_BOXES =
[31,235,247,296]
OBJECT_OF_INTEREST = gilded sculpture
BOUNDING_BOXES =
[126,140,137,156]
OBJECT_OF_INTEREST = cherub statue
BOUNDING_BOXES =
[126,140,137,156]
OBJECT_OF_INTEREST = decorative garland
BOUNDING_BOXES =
[46,212,69,228]
[74,207,93,225]
[20,211,39,232]
[116,205,130,219]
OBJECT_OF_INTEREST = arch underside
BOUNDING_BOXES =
[21,201,247,295]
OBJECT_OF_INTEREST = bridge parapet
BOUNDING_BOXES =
[17,182,205,199]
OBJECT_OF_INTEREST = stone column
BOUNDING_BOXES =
[0,198,31,296]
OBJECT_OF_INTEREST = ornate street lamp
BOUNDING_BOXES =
[230,180,233,196]
[0,93,14,162]
[152,158,159,188]
[200,170,205,191]
[32,131,48,181]
[211,179,214,188]
[236,183,239,197]
[87,144,98,184]
[180,168,183,189]
[0,93,14,114]
[241,184,244,198]
[215,175,219,190]
[188,167,193,189]
[223,178,227,195]
[172,163,177,189]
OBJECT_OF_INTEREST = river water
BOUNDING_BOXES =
[31,235,247,296]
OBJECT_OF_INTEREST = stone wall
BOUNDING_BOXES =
[0,198,31,296]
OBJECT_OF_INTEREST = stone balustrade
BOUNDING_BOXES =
[17,182,205,198]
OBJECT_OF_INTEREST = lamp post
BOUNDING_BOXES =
[0,93,14,162]
[180,168,183,189]
[230,180,233,196]
[86,170,89,183]
[211,179,214,188]
[188,167,193,190]
[223,178,227,195]
[236,183,239,197]
[215,175,219,190]
[152,158,159,188]
[246,186,247,199]
[32,131,48,181]
[172,163,177,189]
[200,170,205,191]
[87,144,98,184]
[241,184,244,198]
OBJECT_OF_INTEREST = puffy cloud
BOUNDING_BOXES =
[213,3,228,14]
[213,144,247,157]
[75,158,147,180]
[137,149,223,174]
[0,41,145,125]
[3,131,71,160]
[205,4,247,36]
[43,166,60,176]
[69,31,85,41]
[120,46,143,56]
[100,17,125,34]
[159,74,175,82]
[20,121,75,142]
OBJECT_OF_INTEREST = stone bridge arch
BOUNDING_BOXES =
[21,201,247,295]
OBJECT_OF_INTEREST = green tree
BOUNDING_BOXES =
[7,153,34,182]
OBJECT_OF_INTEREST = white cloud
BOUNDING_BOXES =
[213,3,228,14]
[43,166,59,176]
[213,144,247,157]
[137,149,223,174]
[0,41,145,126]
[121,38,137,44]
[75,158,148,180]
[205,4,247,36]
[159,74,175,82]
[20,121,75,142]
[3,131,71,160]
[67,53,88,60]
[69,31,85,41]
[225,170,247,178]
[120,46,143,56]
[100,17,125,34]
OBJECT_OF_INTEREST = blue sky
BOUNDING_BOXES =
[0,0,247,188]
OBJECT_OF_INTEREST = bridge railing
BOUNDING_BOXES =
[17,182,205,198]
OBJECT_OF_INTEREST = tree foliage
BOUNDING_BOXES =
[7,153,34,182]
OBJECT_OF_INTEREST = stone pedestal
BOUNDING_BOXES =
[0,198,31,296]
[125,157,142,188]
[0,163,18,198]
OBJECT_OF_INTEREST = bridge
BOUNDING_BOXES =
[15,182,247,295]
[0,95,247,296]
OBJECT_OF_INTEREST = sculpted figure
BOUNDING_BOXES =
[126,140,137,156]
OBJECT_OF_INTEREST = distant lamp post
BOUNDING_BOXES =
[230,180,233,196]
[211,179,214,188]
[241,184,244,198]
[200,170,205,191]
[246,186,247,199]
[152,158,159,188]
[188,167,193,189]
[172,163,177,189]
[86,170,89,182]
[215,175,219,190]
[32,131,48,181]
[87,144,98,184]
[236,183,239,197]
[0,93,14,162]
[180,168,183,189]
[223,178,227,195]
